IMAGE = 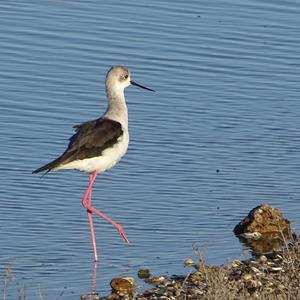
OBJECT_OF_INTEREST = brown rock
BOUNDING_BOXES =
[234,204,292,254]
[234,204,291,236]
[110,276,135,295]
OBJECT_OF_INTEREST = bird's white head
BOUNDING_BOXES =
[104,65,154,124]
[106,66,131,95]
[106,65,155,96]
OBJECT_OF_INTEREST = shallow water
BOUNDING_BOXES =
[1,0,300,298]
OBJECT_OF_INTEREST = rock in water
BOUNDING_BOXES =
[234,204,291,236]
[234,204,291,254]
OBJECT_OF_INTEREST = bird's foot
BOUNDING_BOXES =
[112,222,130,244]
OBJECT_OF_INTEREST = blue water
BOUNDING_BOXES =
[1,0,300,298]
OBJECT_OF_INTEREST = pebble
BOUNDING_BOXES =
[80,291,100,300]
[240,232,262,240]
[184,258,194,266]
[243,273,252,281]
[231,260,241,268]
[138,269,151,279]
[269,266,284,272]
[145,276,167,285]
[258,255,268,263]
[250,266,261,274]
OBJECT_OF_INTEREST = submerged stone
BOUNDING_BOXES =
[184,258,194,266]
[80,291,100,300]
[137,268,151,279]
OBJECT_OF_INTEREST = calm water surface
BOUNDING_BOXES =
[1,0,300,298]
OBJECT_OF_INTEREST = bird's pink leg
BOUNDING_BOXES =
[82,171,98,208]
[80,171,99,261]
[86,173,98,262]
[85,202,129,243]
[81,171,129,246]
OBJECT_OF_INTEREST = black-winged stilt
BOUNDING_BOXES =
[33,66,154,261]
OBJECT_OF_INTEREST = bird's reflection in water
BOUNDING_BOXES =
[80,262,100,300]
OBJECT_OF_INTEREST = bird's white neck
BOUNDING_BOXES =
[104,86,128,126]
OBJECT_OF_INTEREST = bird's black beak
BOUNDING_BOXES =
[131,80,155,92]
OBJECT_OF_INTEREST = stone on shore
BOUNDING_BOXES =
[108,276,135,300]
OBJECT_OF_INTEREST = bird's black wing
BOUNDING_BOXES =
[32,117,123,173]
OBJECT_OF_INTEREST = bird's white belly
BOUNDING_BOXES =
[57,133,129,173]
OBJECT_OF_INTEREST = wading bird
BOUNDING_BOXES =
[33,66,154,261]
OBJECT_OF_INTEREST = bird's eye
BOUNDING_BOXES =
[124,74,128,79]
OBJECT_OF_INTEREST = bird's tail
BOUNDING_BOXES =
[32,157,62,174]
